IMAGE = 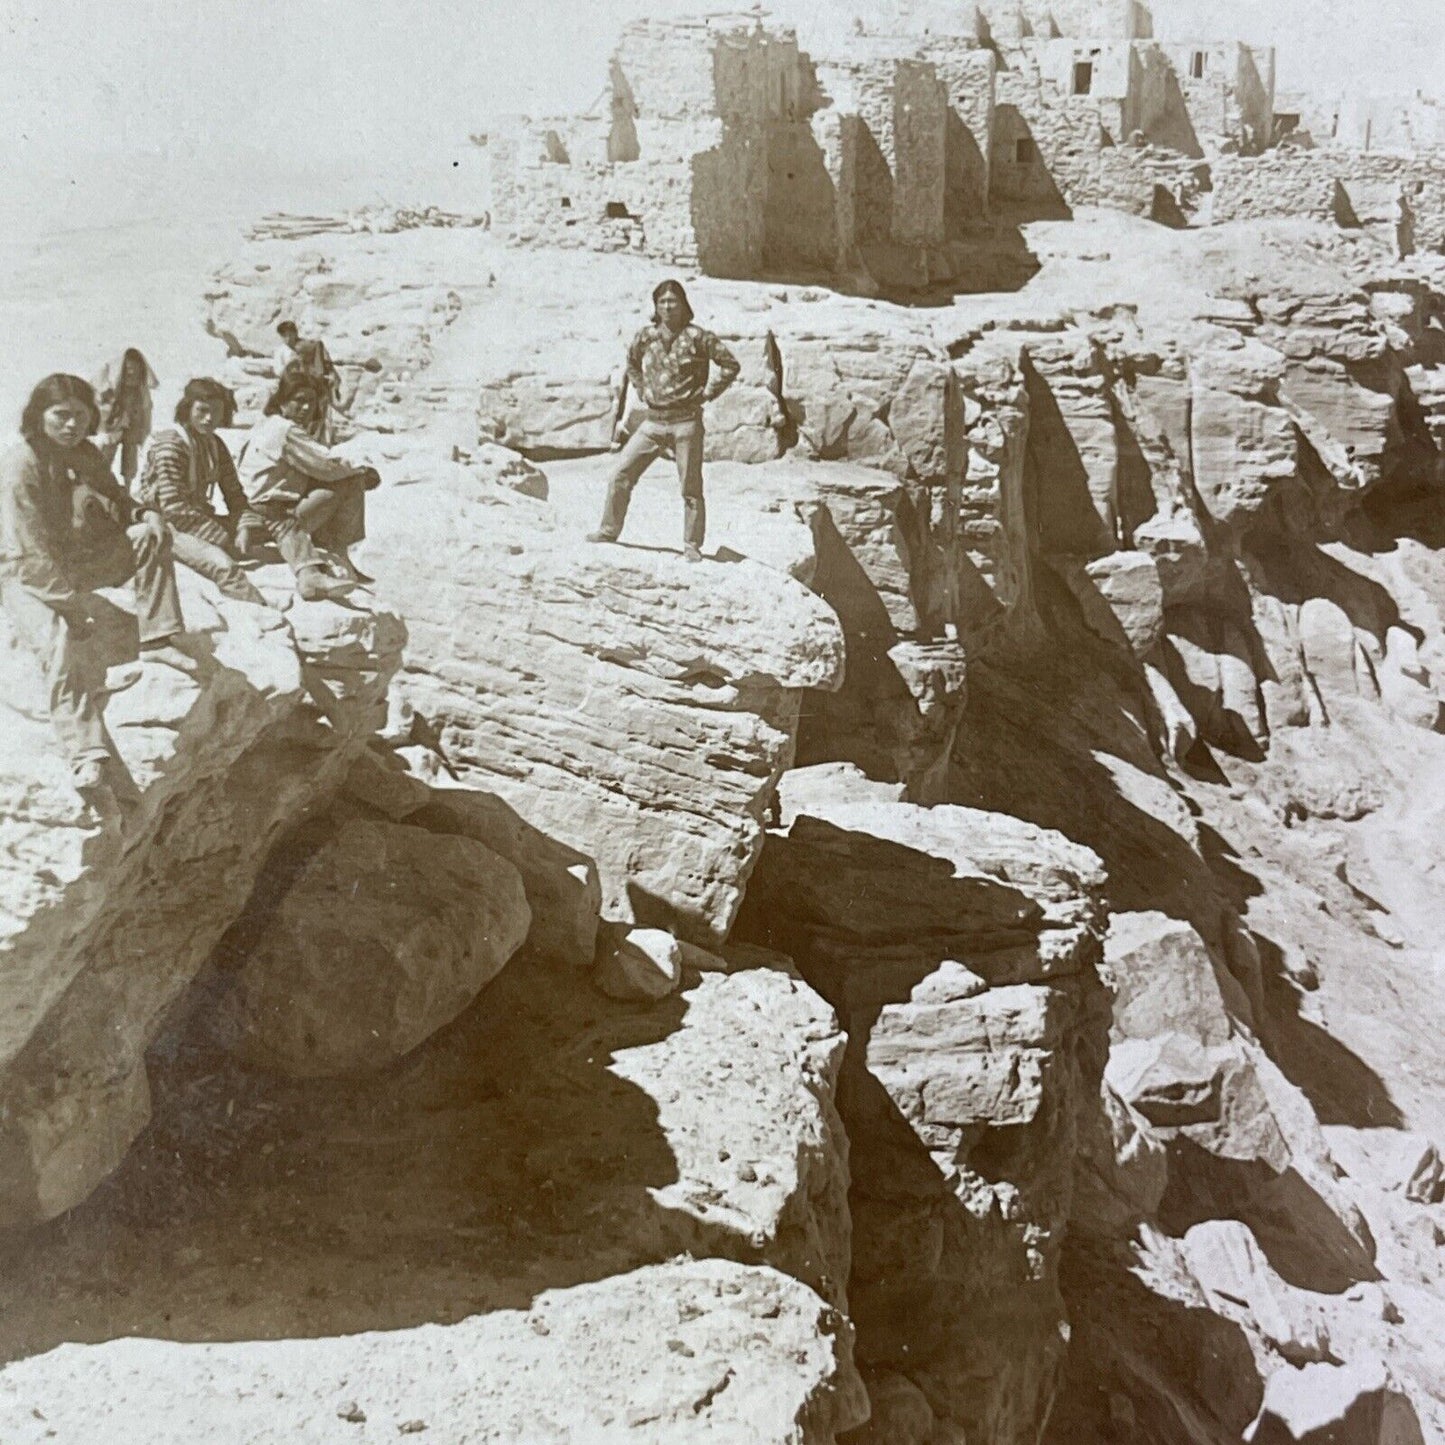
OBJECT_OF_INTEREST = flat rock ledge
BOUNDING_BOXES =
[0,1260,869,1445]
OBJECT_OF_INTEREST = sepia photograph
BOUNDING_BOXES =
[0,0,1442,1439]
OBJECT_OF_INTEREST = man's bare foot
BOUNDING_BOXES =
[331,550,375,585]
[683,544,703,563]
[71,756,107,792]
[587,531,619,544]
[71,756,118,810]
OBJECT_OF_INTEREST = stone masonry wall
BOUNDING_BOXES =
[1157,41,1274,155]
[975,0,1151,41]
[893,60,950,246]
[921,41,998,222]
[491,18,842,278]
[1213,149,1445,253]
[992,42,1134,214]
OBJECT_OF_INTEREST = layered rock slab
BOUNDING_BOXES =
[735,764,1110,1445]
[0,955,865,1436]
[0,1260,864,1445]
[360,446,845,944]
[0,567,404,1228]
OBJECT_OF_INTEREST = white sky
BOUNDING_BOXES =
[0,0,1439,227]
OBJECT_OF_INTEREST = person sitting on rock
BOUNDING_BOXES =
[274,320,342,443]
[587,279,740,562]
[0,373,194,798]
[137,378,268,606]
[236,372,379,590]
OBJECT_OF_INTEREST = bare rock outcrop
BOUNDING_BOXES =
[736,763,1111,1445]
[214,813,531,1077]
[356,442,846,946]
[177,203,1445,1438]
[0,1260,866,1445]
[0,569,404,1229]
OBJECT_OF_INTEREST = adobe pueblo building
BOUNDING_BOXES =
[478,0,1442,296]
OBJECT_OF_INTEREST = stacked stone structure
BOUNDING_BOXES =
[480,0,1439,286]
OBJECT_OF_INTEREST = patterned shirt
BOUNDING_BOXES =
[626,323,740,421]
[138,428,255,551]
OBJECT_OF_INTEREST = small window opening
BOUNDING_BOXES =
[560,197,572,209]
[1072,61,1094,96]
[604,200,633,219]
[1190,50,1207,79]
[1015,137,1036,164]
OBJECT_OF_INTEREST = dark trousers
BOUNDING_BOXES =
[252,477,365,577]
[597,416,705,548]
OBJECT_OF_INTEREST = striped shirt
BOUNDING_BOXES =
[138,428,253,548]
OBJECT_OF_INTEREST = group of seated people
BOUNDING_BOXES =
[0,361,382,800]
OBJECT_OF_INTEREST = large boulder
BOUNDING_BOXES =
[217,814,530,1078]
[359,443,845,946]
[1246,1361,1427,1445]
[0,566,404,1228]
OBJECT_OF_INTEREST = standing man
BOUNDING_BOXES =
[588,280,740,562]
[274,321,343,442]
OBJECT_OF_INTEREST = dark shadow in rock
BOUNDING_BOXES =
[1046,1236,1263,1445]
[735,812,1091,1439]
[947,653,1221,928]
[839,1062,1072,1439]
[1157,1141,1379,1294]
[1252,931,1404,1129]
[1251,1385,1429,1445]
[0,945,701,1363]
[1246,533,1403,657]
[793,503,930,786]
[734,815,1045,1014]
[1195,822,1263,911]
[1024,354,1117,560]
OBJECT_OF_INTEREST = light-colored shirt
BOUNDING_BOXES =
[236,415,363,506]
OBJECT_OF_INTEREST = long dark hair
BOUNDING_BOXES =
[651,279,694,326]
[175,377,238,428]
[118,347,150,388]
[20,374,100,447]
[263,370,327,417]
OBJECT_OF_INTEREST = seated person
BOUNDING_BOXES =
[273,320,341,443]
[236,372,379,589]
[136,377,265,605]
[0,373,193,798]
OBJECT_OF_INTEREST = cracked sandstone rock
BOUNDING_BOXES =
[0,567,404,1228]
